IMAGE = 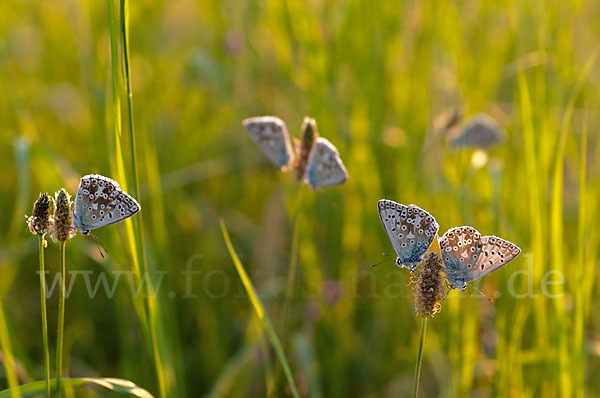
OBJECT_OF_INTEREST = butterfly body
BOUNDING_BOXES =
[73,174,141,236]
[377,200,439,270]
[439,226,520,290]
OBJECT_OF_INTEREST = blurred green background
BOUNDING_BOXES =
[1,0,599,396]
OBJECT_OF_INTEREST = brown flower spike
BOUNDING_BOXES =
[294,117,319,180]
[27,193,54,236]
[50,189,75,242]
[412,252,445,317]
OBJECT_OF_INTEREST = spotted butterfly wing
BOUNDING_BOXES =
[73,174,141,236]
[471,235,521,279]
[377,200,439,270]
[439,226,520,290]
[303,137,348,191]
[243,116,295,171]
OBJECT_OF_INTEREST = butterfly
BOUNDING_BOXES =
[377,200,439,270]
[447,113,505,149]
[73,174,141,237]
[438,226,520,290]
[243,116,348,190]
[243,116,295,171]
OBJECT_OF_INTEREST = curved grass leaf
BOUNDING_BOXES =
[0,378,155,398]
[219,219,300,398]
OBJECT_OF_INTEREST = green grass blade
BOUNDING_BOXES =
[0,378,155,398]
[550,49,598,397]
[219,218,300,398]
[573,110,587,398]
[106,1,173,395]
[0,302,21,398]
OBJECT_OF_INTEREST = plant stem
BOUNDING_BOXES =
[219,219,300,398]
[55,241,66,398]
[119,1,169,395]
[413,317,427,398]
[281,187,303,334]
[38,237,50,398]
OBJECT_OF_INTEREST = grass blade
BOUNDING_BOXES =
[219,218,300,398]
[106,1,175,395]
[0,302,21,398]
[0,378,155,398]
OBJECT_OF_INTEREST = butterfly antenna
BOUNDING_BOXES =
[467,283,493,303]
[370,254,395,268]
[89,232,109,258]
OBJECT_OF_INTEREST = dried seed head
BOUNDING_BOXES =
[26,193,53,236]
[50,189,75,242]
[294,117,319,180]
[412,252,445,317]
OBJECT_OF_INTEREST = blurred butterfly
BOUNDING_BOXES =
[447,113,505,149]
[377,200,439,270]
[73,174,141,237]
[439,226,520,290]
[243,116,295,171]
[243,116,348,190]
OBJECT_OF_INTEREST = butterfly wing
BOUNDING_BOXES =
[439,226,520,289]
[377,200,439,268]
[73,174,141,235]
[466,235,521,282]
[439,226,483,289]
[243,116,295,171]
[303,137,348,190]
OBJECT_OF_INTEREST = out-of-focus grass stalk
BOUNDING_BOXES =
[205,342,256,398]
[258,326,275,398]
[274,187,302,395]
[550,51,597,397]
[573,112,587,398]
[55,241,66,398]
[412,317,426,398]
[0,302,20,398]
[38,237,50,398]
[280,187,303,335]
[219,219,300,398]
[515,72,547,392]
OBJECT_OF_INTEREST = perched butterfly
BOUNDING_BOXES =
[243,116,348,190]
[377,200,439,270]
[73,174,141,237]
[243,116,295,171]
[438,226,520,290]
[447,113,505,149]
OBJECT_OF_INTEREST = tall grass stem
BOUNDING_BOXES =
[55,241,66,398]
[413,317,427,398]
[38,237,50,398]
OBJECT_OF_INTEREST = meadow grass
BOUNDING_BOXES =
[0,0,599,396]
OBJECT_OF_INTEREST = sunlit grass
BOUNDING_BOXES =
[0,0,599,396]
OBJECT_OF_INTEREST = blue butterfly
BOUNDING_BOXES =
[377,200,439,270]
[73,174,140,237]
[439,226,520,290]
